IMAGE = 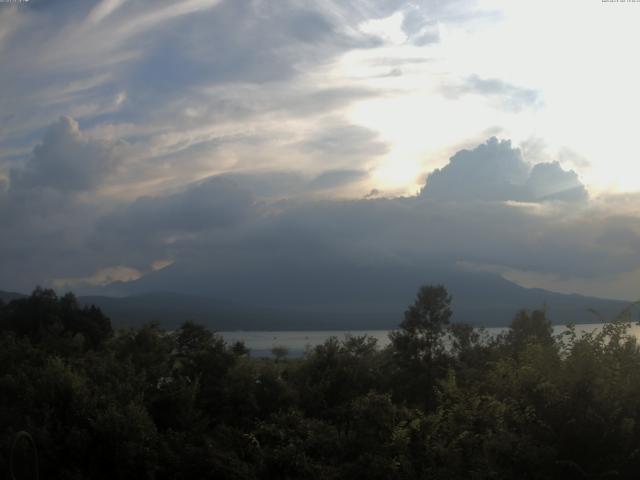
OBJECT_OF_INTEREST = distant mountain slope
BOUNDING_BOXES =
[0,290,26,303]
[4,266,634,331]
[85,263,635,330]
[77,293,317,330]
[79,289,632,331]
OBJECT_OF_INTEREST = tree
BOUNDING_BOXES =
[389,285,452,407]
[60,293,113,349]
[230,340,249,357]
[505,309,553,351]
[0,288,112,350]
[175,321,216,358]
[391,285,452,365]
[271,345,289,363]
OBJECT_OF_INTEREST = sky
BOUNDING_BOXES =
[0,0,639,301]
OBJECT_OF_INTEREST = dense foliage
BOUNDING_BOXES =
[1,286,640,479]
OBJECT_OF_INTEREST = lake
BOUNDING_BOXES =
[220,322,640,357]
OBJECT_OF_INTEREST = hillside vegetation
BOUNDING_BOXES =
[2,286,640,479]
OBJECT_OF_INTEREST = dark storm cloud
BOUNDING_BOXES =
[217,172,307,199]
[0,116,127,291]
[102,176,256,235]
[72,136,633,296]
[0,118,636,298]
[218,169,369,198]
[0,169,258,292]
[9,116,124,193]
[0,189,99,293]
[92,180,640,304]
[88,176,258,265]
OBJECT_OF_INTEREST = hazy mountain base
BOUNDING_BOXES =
[76,264,631,330]
[3,274,630,330]
[80,292,629,331]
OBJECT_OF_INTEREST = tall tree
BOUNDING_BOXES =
[391,284,452,365]
[389,285,452,407]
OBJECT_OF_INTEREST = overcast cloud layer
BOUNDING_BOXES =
[1,0,639,301]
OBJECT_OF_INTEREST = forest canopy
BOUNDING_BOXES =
[1,286,640,479]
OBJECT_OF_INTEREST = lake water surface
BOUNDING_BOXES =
[220,322,640,357]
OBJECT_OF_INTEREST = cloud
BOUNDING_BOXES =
[0,0,498,209]
[0,0,387,152]
[525,161,588,202]
[53,265,142,289]
[84,175,257,271]
[10,116,124,193]
[0,117,256,292]
[87,0,128,24]
[0,0,635,305]
[444,75,541,112]
[84,149,634,290]
[420,137,588,203]
[557,147,591,169]
[97,175,256,238]
[300,124,389,160]
[307,170,369,191]
[364,188,381,199]
[88,177,640,304]
[420,137,529,201]
[151,259,174,271]
[0,133,637,301]
[401,4,440,45]
[216,171,307,199]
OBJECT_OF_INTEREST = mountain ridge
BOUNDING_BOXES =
[1,266,634,330]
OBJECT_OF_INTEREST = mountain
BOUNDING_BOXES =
[78,288,632,332]
[0,290,26,303]
[76,293,328,330]
[3,261,635,330]
[83,262,634,330]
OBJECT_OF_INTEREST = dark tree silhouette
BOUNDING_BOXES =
[389,284,452,408]
[2,285,640,479]
[390,285,452,363]
[0,287,112,349]
[505,308,553,350]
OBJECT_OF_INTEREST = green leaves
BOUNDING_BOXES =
[3,286,640,478]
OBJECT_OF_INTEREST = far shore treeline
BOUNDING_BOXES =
[2,286,640,479]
